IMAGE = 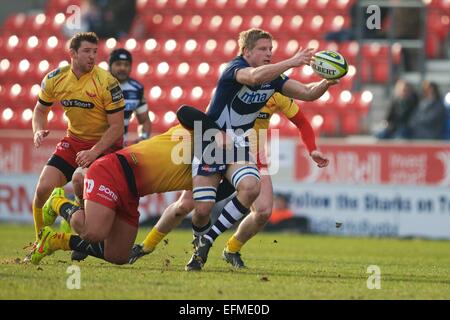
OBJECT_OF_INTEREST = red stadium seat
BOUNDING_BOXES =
[303,14,325,37]
[328,0,355,13]
[46,0,81,15]
[264,0,291,13]
[362,43,388,61]
[285,0,311,12]
[2,35,24,60]
[203,15,224,34]
[153,60,175,82]
[0,58,13,84]
[323,14,350,33]
[340,110,361,135]
[319,110,340,136]
[178,14,205,36]
[428,11,450,42]
[372,60,389,83]
[282,15,305,37]
[0,107,20,129]
[261,14,285,36]
[2,14,27,36]
[159,38,183,61]
[426,33,441,58]
[309,0,331,11]
[217,38,239,61]
[337,41,359,64]
[222,14,245,36]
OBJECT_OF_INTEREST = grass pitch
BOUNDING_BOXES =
[1,223,449,300]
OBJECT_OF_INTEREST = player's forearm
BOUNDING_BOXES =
[303,79,330,101]
[248,60,293,86]
[32,106,48,133]
[289,111,317,154]
[138,119,151,139]
[90,124,123,156]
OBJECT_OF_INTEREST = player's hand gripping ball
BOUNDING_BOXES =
[311,50,348,80]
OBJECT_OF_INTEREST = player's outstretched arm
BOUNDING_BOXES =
[281,78,338,101]
[236,47,315,87]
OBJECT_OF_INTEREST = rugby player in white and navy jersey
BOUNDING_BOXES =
[109,48,151,145]
[185,28,339,271]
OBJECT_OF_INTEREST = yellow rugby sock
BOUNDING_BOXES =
[32,205,43,241]
[226,235,244,253]
[142,228,166,252]
[53,197,76,215]
[49,232,71,251]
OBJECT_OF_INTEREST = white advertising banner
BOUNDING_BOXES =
[3,174,449,240]
[0,174,183,223]
[274,183,450,239]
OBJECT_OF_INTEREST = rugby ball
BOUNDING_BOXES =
[311,50,348,80]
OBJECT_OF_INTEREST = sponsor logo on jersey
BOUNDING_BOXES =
[61,99,95,109]
[56,141,70,150]
[47,68,61,79]
[110,85,124,103]
[84,179,94,193]
[237,86,274,104]
[98,184,118,202]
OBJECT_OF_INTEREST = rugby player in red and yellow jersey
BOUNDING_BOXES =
[29,32,125,249]
[30,124,194,265]
[128,93,329,267]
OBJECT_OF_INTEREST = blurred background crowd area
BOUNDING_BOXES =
[0,0,449,139]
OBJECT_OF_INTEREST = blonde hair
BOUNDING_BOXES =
[238,28,273,56]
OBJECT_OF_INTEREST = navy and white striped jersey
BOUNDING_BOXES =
[120,78,148,142]
[206,56,289,145]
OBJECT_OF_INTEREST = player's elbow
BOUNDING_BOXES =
[248,74,266,87]
[245,70,265,87]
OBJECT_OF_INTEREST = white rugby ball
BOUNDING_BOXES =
[311,50,348,80]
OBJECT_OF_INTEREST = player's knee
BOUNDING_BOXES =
[236,178,261,202]
[34,179,54,203]
[72,172,84,189]
[254,207,272,224]
[105,254,128,265]
[194,202,214,218]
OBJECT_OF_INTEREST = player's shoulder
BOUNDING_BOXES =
[220,56,249,80]
[228,56,249,68]
[95,67,122,91]
[127,78,144,91]
[93,66,116,82]
[44,65,70,81]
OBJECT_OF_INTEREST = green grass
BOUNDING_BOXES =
[1,223,450,300]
